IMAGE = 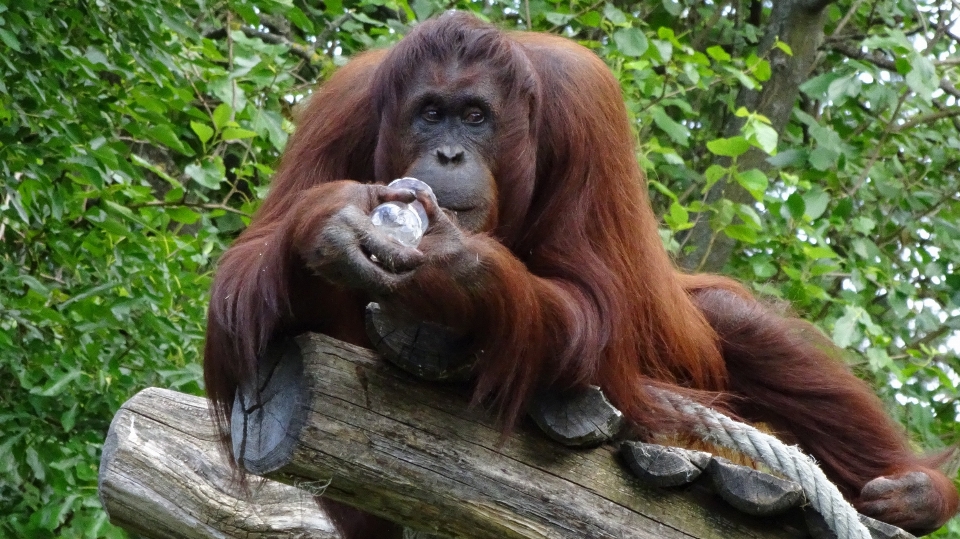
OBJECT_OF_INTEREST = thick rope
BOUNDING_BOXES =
[647,386,872,539]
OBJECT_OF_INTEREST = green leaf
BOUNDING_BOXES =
[767,149,804,168]
[221,127,257,140]
[832,316,858,348]
[232,2,260,25]
[746,122,778,154]
[827,74,861,102]
[31,369,82,397]
[774,39,793,56]
[213,103,232,129]
[803,244,838,259]
[735,203,762,229]
[802,187,830,220]
[661,0,681,16]
[603,4,627,25]
[703,164,728,190]
[191,121,214,144]
[808,147,837,171]
[833,307,862,348]
[752,259,777,279]
[664,202,692,230]
[352,12,386,26]
[648,179,678,202]
[706,45,731,62]
[706,136,750,157]
[852,216,876,234]
[84,46,110,67]
[0,28,21,52]
[682,62,700,84]
[251,110,288,151]
[286,7,315,32]
[650,107,689,146]
[866,348,893,372]
[725,66,759,89]
[784,192,805,220]
[185,157,226,189]
[26,447,45,481]
[723,224,758,243]
[748,55,771,81]
[61,404,78,432]
[799,71,843,99]
[852,238,881,260]
[905,54,938,102]
[652,40,672,63]
[146,125,193,155]
[579,11,602,27]
[736,169,768,201]
[613,28,648,57]
[545,12,575,26]
[894,57,912,75]
[167,206,201,224]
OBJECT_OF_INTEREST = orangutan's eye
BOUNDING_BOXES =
[421,106,442,123]
[463,108,485,125]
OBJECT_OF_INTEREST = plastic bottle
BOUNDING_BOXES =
[370,177,432,248]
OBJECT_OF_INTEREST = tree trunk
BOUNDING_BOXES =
[680,0,837,272]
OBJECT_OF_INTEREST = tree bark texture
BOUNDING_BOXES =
[230,332,810,539]
[98,386,336,539]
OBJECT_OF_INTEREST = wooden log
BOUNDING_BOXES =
[233,332,811,539]
[707,458,804,517]
[620,441,711,487]
[364,302,475,382]
[367,302,623,445]
[99,387,336,539]
[804,510,917,539]
[231,339,309,475]
[527,385,625,447]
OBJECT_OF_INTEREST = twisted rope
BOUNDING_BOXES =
[648,386,871,539]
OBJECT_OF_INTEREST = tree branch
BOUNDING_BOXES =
[205,27,319,63]
[828,43,960,99]
[130,199,251,217]
[893,107,960,132]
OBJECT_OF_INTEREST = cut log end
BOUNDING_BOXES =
[365,302,475,382]
[620,441,710,487]
[527,385,625,447]
[707,457,804,516]
[231,339,308,475]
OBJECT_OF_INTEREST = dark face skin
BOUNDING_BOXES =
[397,62,501,232]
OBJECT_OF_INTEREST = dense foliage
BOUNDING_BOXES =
[0,0,957,536]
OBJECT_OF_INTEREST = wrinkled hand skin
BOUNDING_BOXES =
[292,180,471,297]
[857,469,960,535]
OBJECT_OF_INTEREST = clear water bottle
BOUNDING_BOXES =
[370,177,432,248]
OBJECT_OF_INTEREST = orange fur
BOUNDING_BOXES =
[204,13,958,537]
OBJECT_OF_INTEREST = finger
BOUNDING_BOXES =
[857,496,896,516]
[414,188,444,226]
[372,184,418,207]
[387,177,442,226]
[315,209,415,293]
[391,177,438,204]
[859,476,898,499]
[362,228,425,273]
